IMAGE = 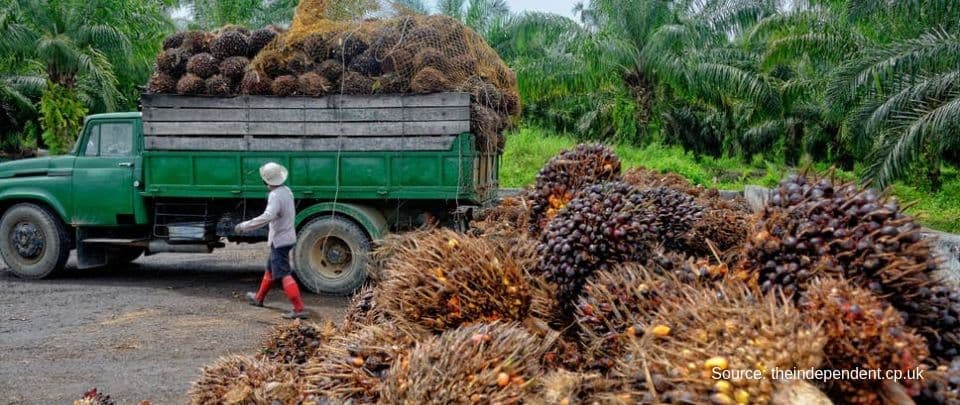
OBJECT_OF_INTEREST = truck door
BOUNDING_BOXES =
[72,120,137,225]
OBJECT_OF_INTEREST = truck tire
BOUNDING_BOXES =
[293,216,371,295]
[107,247,144,266]
[0,203,71,279]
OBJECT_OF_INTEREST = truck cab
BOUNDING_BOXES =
[0,93,498,295]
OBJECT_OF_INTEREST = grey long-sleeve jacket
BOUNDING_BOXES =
[236,186,297,248]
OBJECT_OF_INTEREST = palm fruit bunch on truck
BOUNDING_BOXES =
[147,0,520,153]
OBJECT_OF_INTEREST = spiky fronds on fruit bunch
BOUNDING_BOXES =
[528,144,622,235]
[163,32,185,50]
[635,187,703,250]
[537,182,658,304]
[645,249,732,283]
[180,31,211,54]
[535,370,629,404]
[259,320,336,366]
[915,357,960,404]
[329,34,368,63]
[210,30,249,60]
[576,264,685,371]
[316,59,344,83]
[341,284,384,332]
[381,322,549,403]
[341,71,375,95]
[683,196,752,259]
[286,52,312,76]
[302,322,424,403]
[379,229,532,332]
[73,388,114,405]
[410,67,451,94]
[737,173,951,359]
[189,355,302,405]
[348,53,381,76]
[610,281,825,404]
[800,278,929,403]
[469,195,533,239]
[623,166,702,197]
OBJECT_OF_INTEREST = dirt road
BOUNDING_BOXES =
[0,244,348,404]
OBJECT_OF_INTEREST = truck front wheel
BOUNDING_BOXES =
[0,203,71,279]
[293,216,371,295]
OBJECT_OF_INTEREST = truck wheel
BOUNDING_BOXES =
[107,247,144,266]
[0,203,71,279]
[294,216,371,295]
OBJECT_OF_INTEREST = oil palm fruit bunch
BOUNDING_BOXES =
[204,75,231,96]
[379,229,531,332]
[302,322,424,403]
[155,48,188,77]
[240,71,272,95]
[297,71,329,97]
[635,186,703,250]
[611,281,825,404]
[341,71,375,95]
[410,67,451,94]
[622,166,702,197]
[528,144,622,235]
[800,278,929,403]
[537,181,659,304]
[914,285,960,360]
[259,320,336,366]
[645,249,731,283]
[329,34,368,63]
[73,388,114,405]
[576,264,683,371]
[189,355,302,405]
[915,357,960,404]
[536,370,629,404]
[738,174,950,358]
[186,52,219,79]
[176,74,205,95]
[147,73,177,94]
[248,27,278,57]
[740,174,935,299]
[218,56,249,82]
[210,29,249,60]
[381,322,549,403]
[271,75,298,97]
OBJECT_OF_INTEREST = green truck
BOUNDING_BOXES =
[0,92,499,294]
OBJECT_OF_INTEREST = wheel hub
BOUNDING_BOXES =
[325,244,348,265]
[12,222,43,259]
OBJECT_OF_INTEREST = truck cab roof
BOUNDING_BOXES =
[85,112,141,122]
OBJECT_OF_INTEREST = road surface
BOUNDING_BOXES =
[0,244,348,404]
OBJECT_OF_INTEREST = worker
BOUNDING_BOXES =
[235,162,306,319]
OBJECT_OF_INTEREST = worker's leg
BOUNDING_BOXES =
[271,244,305,318]
[246,256,274,307]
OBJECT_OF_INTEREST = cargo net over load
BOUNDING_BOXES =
[146,0,520,153]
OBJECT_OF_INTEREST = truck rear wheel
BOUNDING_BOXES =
[293,216,371,295]
[0,203,70,279]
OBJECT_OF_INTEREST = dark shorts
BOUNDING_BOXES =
[267,244,294,278]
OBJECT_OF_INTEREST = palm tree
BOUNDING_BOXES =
[437,0,509,37]
[0,0,169,152]
[180,0,298,29]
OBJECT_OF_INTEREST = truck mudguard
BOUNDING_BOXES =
[295,202,388,240]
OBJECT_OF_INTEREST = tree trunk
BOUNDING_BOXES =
[785,122,802,166]
[924,142,942,192]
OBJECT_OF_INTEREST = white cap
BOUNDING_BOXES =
[259,162,288,186]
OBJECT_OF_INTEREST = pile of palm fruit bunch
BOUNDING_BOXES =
[146,0,519,153]
[186,143,960,404]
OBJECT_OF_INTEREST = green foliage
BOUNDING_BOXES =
[183,0,297,28]
[39,83,87,155]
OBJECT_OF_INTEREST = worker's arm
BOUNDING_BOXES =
[235,192,279,233]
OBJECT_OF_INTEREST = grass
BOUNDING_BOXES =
[500,126,960,233]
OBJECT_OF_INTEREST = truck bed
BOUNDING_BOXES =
[139,93,498,204]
